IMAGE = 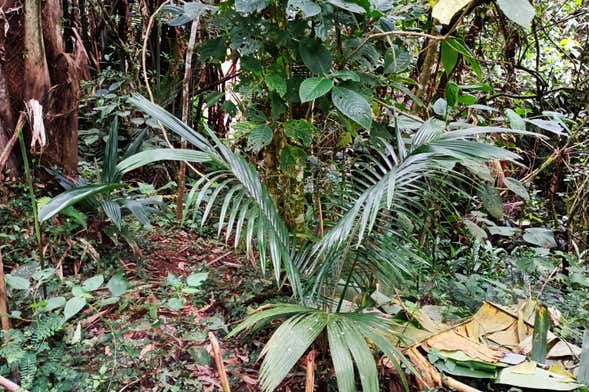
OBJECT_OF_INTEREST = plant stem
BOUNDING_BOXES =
[176,18,200,222]
[0,248,10,331]
[336,253,359,313]
[18,129,44,271]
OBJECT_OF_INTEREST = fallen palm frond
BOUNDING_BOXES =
[381,299,584,390]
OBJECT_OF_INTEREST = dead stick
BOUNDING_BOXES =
[443,376,482,392]
[305,349,316,392]
[0,375,27,392]
[0,113,26,173]
[0,248,10,331]
[208,331,231,392]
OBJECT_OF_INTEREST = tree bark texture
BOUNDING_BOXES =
[0,0,88,178]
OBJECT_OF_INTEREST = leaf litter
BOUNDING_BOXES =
[382,298,585,390]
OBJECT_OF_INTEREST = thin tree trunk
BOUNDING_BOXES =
[176,20,200,221]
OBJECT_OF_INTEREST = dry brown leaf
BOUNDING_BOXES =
[548,340,582,359]
[413,308,446,333]
[486,324,521,350]
[422,330,505,363]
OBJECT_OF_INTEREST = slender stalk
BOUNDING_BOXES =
[335,253,359,313]
[18,129,44,271]
[176,19,200,221]
[0,248,10,331]
[209,331,231,392]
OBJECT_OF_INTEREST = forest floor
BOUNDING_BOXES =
[77,229,274,391]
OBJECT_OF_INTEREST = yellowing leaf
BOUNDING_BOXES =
[511,360,537,374]
[432,0,474,25]
[548,364,576,382]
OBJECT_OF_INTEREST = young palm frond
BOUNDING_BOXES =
[118,97,535,391]
[227,304,410,392]
[303,121,530,297]
[127,95,302,295]
[39,117,210,228]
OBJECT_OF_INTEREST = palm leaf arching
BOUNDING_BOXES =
[226,304,411,392]
[128,96,528,297]
[302,123,527,298]
[125,96,534,391]
[128,95,302,296]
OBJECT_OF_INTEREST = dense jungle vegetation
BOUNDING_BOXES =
[0,0,588,390]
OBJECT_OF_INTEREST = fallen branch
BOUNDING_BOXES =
[443,376,482,392]
[208,331,231,392]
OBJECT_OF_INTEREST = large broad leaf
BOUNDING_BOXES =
[441,42,459,75]
[445,82,459,107]
[331,87,372,129]
[504,177,529,201]
[265,74,287,98]
[44,296,66,312]
[496,0,535,29]
[432,0,473,25]
[383,46,411,74]
[286,0,321,18]
[284,119,315,147]
[82,274,104,292]
[64,297,86,321]
[5,275,30,290]
[505,109,526,131]
[299,77,333,102]
[107,274,129,297]
[497,362,581,390]
[235,0,269,13]
[39,184,120,223]
[163,2,217,25]
[247,124,273,153]
[464,219,487,240]
[299,40,332,74]
[327,0,366,13]
[523,228,556,248]
[479,183,504,220]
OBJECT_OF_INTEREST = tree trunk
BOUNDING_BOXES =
[0,0,87,178]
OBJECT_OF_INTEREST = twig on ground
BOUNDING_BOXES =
[305,349,316,392]
[209,331,232,392]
